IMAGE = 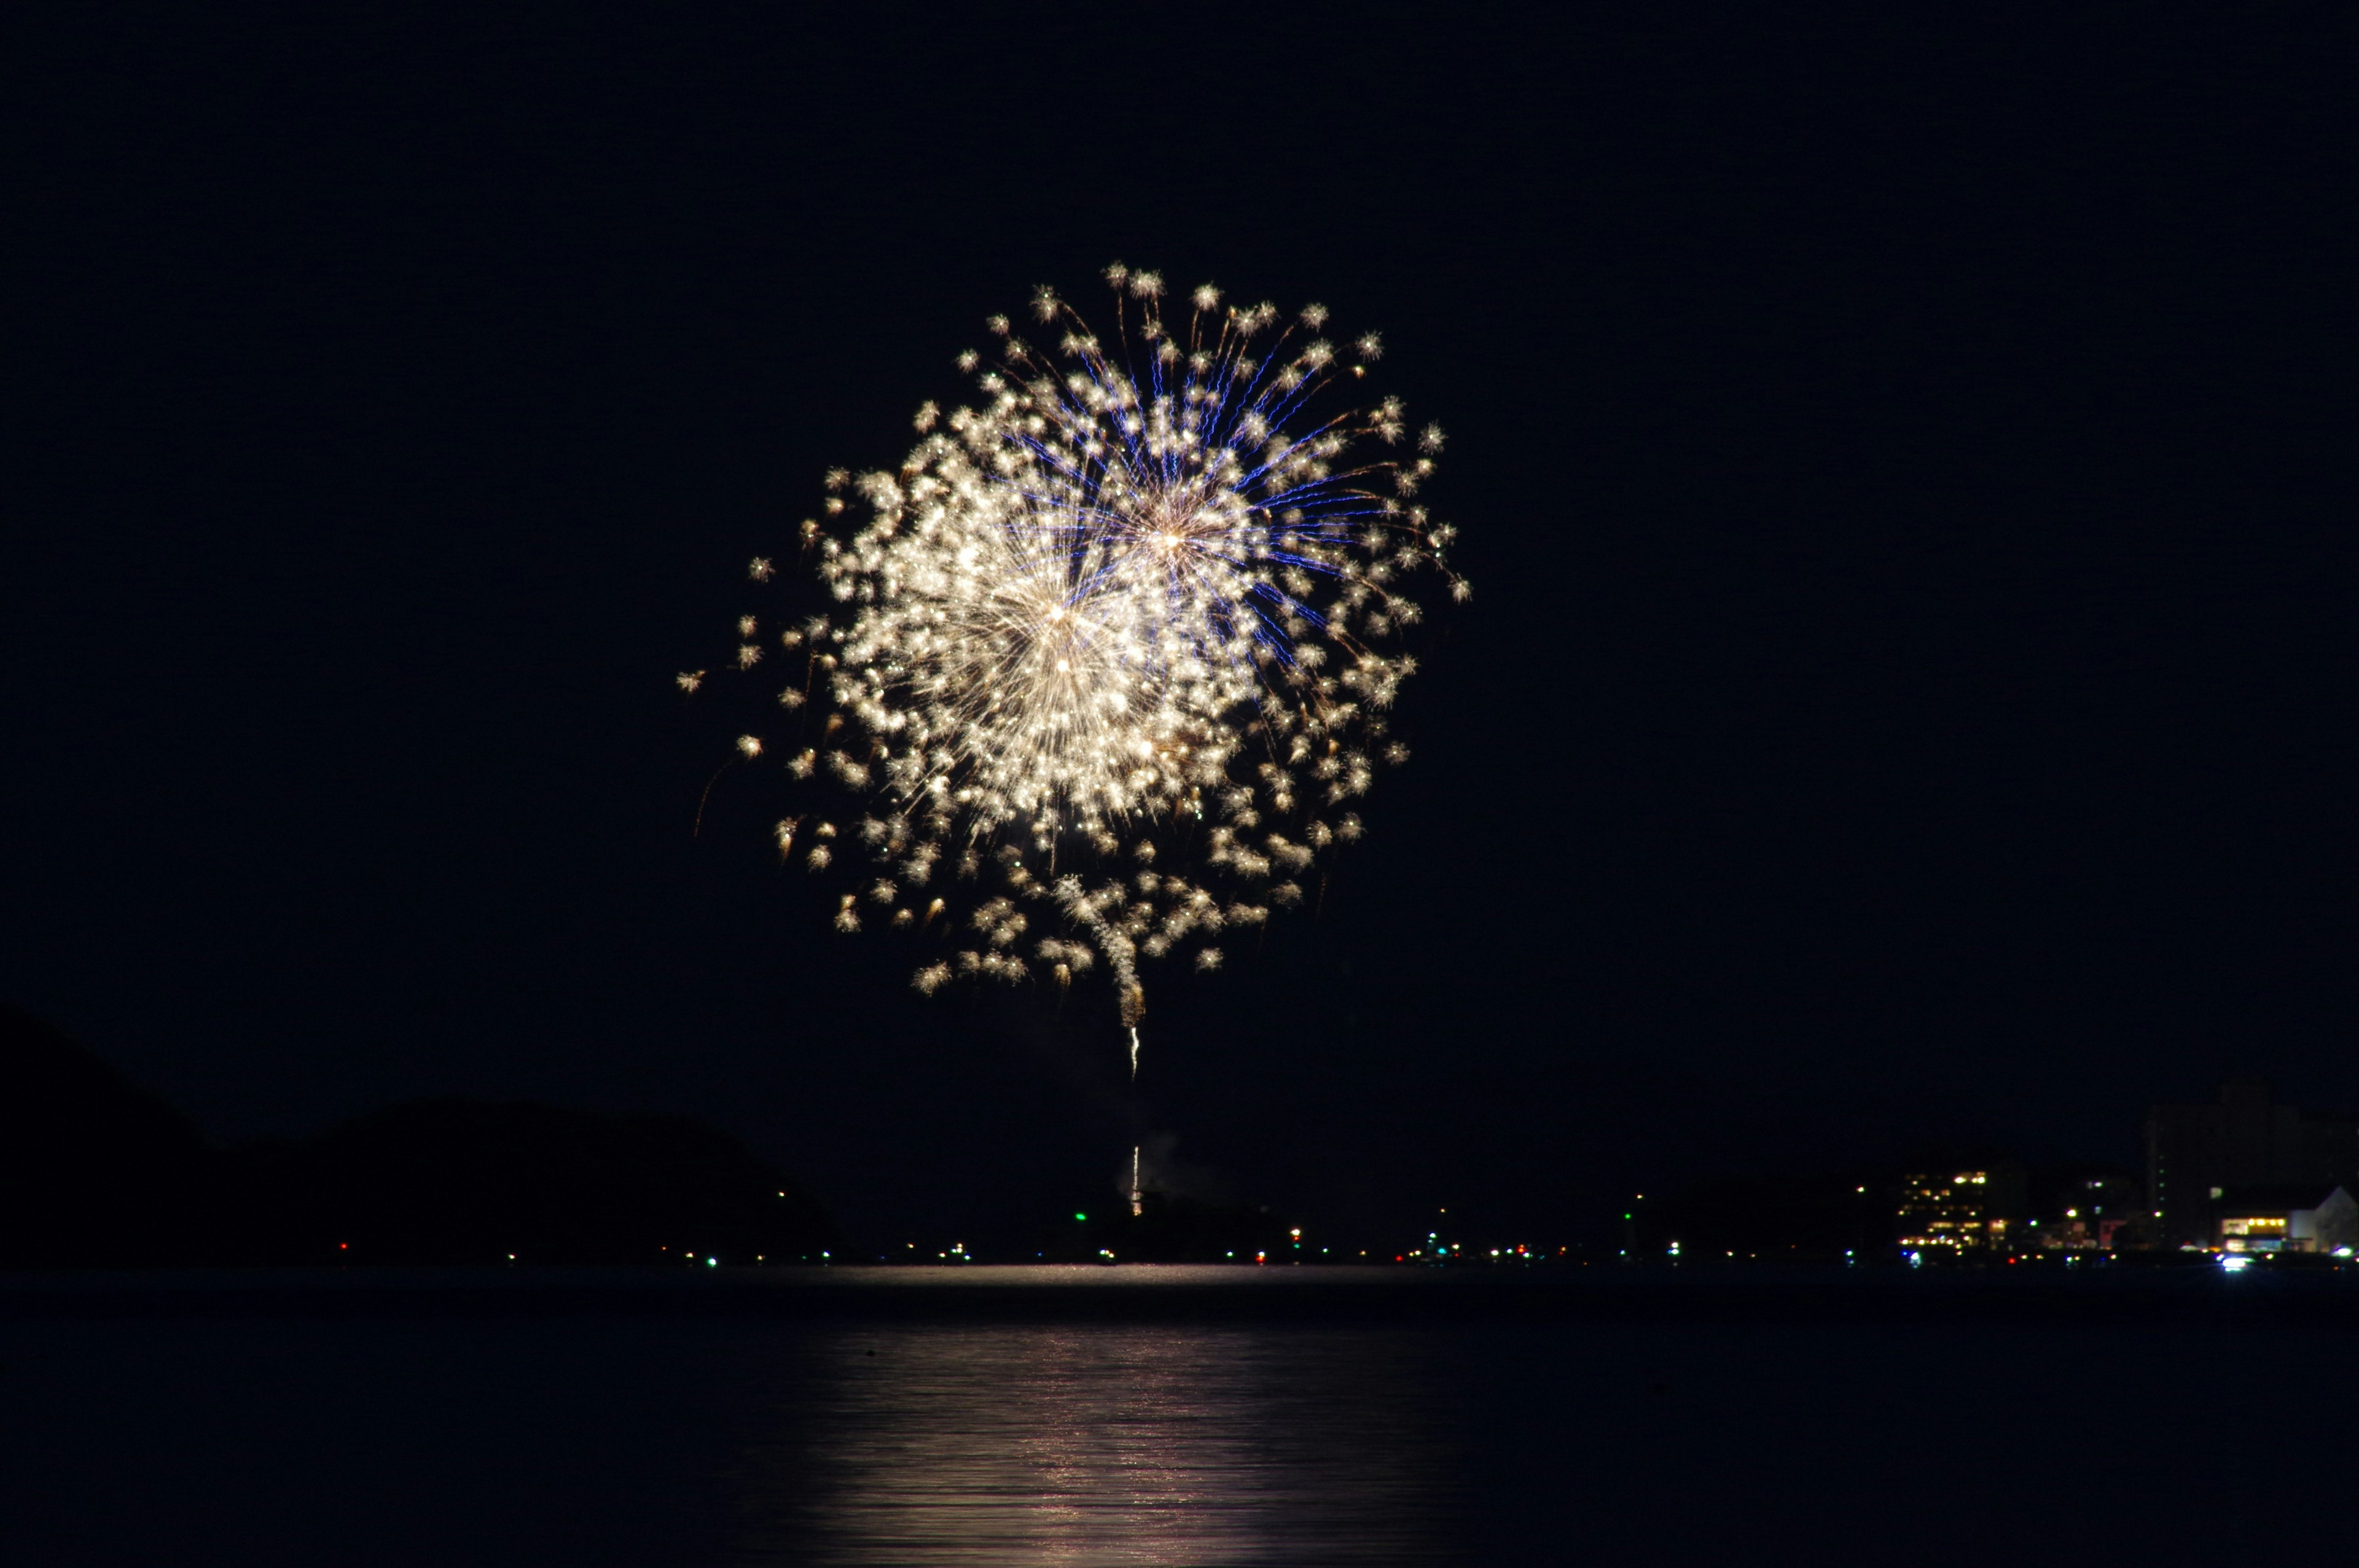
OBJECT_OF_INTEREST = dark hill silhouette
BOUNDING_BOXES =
[2,1004,211,1265]
[217,1099,845,1265]
[2,1006,842,1267]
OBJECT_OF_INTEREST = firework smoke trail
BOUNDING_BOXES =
[689,265,1465,1069]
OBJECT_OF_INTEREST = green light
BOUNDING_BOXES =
[1074,1212,1088,1223]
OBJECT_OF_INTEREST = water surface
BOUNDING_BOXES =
[4,1266,2352,1565]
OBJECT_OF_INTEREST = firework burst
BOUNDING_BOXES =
[691,265,1465,1044]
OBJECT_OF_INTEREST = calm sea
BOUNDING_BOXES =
[4,1265,2353,1565]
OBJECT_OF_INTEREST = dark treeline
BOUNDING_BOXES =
[9,1003,2201,1269]
[1,1007,842,1267]
[1044,1192,1306,1266]
[1629,1172,1893,1265]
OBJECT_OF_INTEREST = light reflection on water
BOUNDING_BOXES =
[16,1271,2359,1565]
[735,1324,1452,1566]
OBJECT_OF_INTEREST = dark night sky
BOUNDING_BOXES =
[8,9,2352,1248]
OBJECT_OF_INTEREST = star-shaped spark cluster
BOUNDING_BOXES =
[690,265,1465,1029]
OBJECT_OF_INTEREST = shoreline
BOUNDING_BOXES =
[7,1260,2355,1328]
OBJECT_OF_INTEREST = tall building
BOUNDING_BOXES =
[2144,1083,2359,1250]
[1895,1165,2027,1260]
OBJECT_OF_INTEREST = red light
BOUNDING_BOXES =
[338,1242,348,1250]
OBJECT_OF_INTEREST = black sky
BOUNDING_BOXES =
[8,8,2352,1247]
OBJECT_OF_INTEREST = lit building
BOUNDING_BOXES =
[2214,1185,2358,1255]
[2032,1169,2143,1252]
[2145,1083,2359,1250]
[1896,1166,2025,1260]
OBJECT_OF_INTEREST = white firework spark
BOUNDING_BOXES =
[698,267,1465,1035]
